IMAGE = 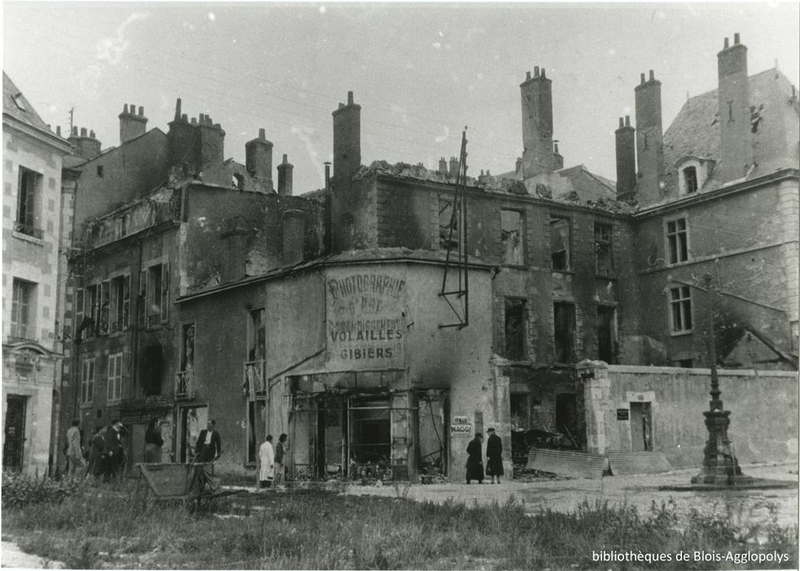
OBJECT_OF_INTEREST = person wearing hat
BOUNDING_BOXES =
[485,427,504,484]
[465,432,484,484]
[102,420,125,482]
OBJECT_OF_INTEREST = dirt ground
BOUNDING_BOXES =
[345,462,799,530]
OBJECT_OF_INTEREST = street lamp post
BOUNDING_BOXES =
[691,274,752,485]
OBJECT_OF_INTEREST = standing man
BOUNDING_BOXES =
[274,433,289,488]
[465,432,484,484]
[65,419,86,478]
[195,419,222,463]
[102,420,125,482]
[485,427,504,484]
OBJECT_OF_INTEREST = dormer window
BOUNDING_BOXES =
[675,156,714,196]
[683,167,698,193]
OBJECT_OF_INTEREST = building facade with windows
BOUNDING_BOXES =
[3,73,72,474]
[50,33,797,479]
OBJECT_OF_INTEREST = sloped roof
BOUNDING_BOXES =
[3,72,51,133]
[662,68,799,195]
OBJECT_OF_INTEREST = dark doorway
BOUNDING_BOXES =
[316,396,345,478]
[3,395,27,471]
[597,306,617,364]
[555,393,579,446]
[141,344,163,396]
[349,398,391,466]
[629,402,653,452]
[554,302,576,363]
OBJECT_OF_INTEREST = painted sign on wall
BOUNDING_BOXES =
[326,271,406,370]
[450,415,472,436]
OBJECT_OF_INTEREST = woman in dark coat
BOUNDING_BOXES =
[485,427,504,484]
[144,418,164,463]
[465,433,484,484]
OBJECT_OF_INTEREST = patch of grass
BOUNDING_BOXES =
[3,481,797,570]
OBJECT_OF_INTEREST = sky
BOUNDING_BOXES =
[4,2,799,194]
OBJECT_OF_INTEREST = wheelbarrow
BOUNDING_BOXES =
[137,462,246,512]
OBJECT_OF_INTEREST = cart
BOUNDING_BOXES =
[137,462,246,511]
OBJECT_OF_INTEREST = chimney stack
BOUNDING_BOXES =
[245,128,274,192]
[520,66,555,179]
[167,98,226,181]
[717,33,752,182]
[277,153,294,196]
[68,126,102,159]
[332,90,361,186]
[615,115,636,196]
[448,156,459,178]
[438,157,448,176]
[119,102,148,144]
[634,69,665,205]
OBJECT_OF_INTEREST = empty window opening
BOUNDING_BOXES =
[550,216,571,270]
[245,308,266,395]
[417,392,446,477]
[666,218,689,264]
[141,263,169,327]
[670,286,692,333]
[501,209,524,265]
[108,275,131,333]
[504,298,528,360]
[510,392,530,430]
[683,167,698,193]
[594,223,613,276]
[553,302,576,363]
[597,305,617,364]
[97,165,104,178]
[141,344,163,396]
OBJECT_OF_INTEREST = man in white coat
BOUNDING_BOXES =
[258,434,275,489]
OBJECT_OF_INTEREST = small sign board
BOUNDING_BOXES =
[450,415,472,435]
[616,408,629,421]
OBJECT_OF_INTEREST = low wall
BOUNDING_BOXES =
[580,362,798,468]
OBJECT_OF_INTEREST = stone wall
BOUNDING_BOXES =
[580,361,798,468]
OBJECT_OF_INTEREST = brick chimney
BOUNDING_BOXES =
[438,157,448,176]
[717,33,752,182]
[277,154,294,196]
[68,126,102,159]
[520,66,555,179]
[119,103,148,144]
[245,128,274,192]
[615,116,636,197]
[448,156,459,178]
[634,70,665,205]
[332,91,361,186]
[167,98,225,180]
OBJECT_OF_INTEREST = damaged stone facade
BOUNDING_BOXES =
[50,34,797,480]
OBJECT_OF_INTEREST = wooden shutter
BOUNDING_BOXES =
[160,263,169,323]
[122,274,131,330]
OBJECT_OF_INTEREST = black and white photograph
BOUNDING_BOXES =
[2,2,799,569]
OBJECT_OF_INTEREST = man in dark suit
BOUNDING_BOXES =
[102,420,125,482]
[195,419,221,463]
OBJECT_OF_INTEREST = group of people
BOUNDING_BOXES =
[465,427,504,484]
[257,433,288,489]
[64,418,127,482]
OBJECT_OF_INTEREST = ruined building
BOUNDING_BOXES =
[50,34,797,480]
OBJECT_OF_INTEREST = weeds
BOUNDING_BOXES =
[3,484,797,570]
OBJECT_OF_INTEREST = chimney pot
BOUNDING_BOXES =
[129,103,135,114]
[724,37,729,49]
[541,68,546,79]
[526,71,531,80]
[625,115,630,126]
[734,33,740,44]
[56,126,62,136]
[283,153,288,163]
[534,66,540,78]
[649,70,655,81]
[90,130,95,138]
[174,98,182,122]
[123,103,129,114]
[72,126,78,135]
[138,106,144,116]
[640,73,645,84]
[619,117,624,128]
[259,128,266,139]
[347,91,354,105]
[181,114,188,122]
[191,117,197,125]
[80,127,87,137]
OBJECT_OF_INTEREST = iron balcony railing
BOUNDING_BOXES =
[243,360,267,397]
[175,370,194,399]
